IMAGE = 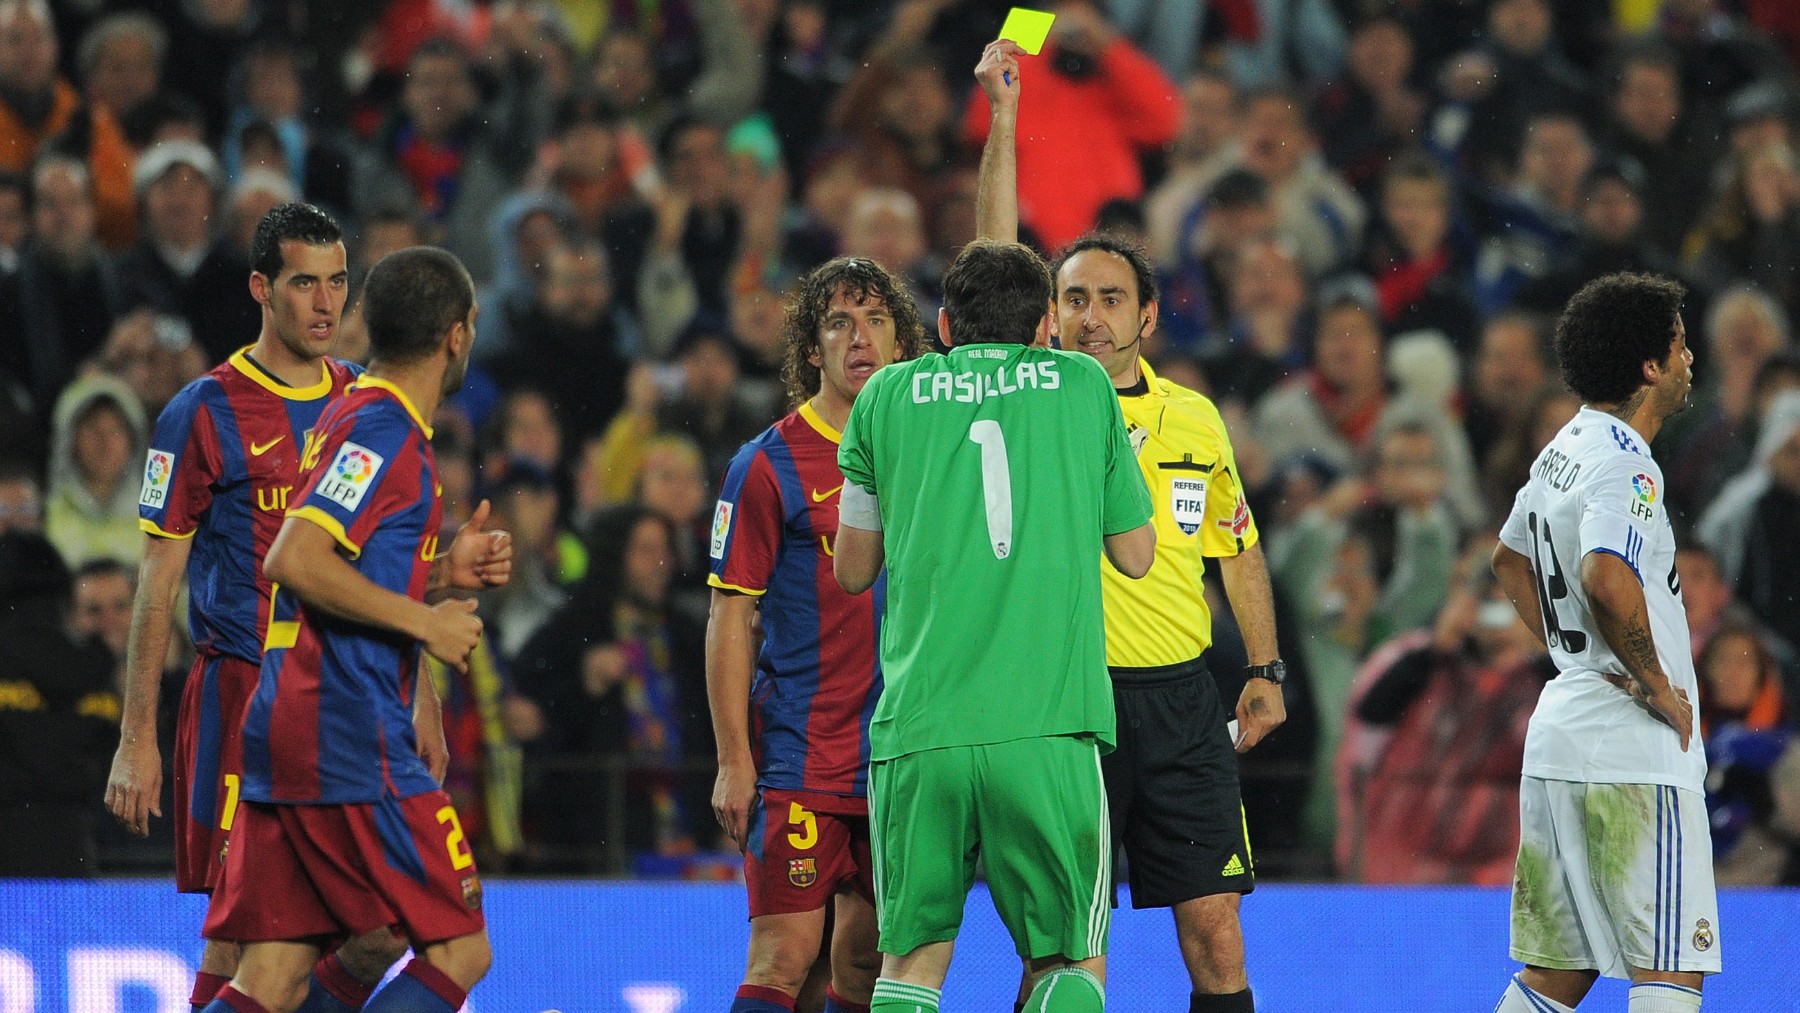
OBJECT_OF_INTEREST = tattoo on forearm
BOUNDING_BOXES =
[1619,615,1662,684]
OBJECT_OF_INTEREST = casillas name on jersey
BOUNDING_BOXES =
[709,402,882,797]
[138,349,360,662]
[242,376,443,804]
[1499,407,1703,791]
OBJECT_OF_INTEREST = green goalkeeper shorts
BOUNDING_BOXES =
[869,734,1110,961]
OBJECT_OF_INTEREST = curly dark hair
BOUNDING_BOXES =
[1553,272,1686,404]
[779,256,926,409]
[1052,234,1159,307]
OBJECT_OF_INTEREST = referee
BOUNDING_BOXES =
[974,40,1287,1013]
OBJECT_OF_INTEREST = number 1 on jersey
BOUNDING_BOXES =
[968,420,1013,558]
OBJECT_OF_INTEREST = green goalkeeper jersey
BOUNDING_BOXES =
[838,342,1153,762]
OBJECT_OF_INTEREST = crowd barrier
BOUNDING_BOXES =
[1,880,1795,1011]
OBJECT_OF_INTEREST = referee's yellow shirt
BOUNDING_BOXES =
[1102,359,1261,669]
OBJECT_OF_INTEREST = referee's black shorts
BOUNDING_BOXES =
[1104,656,1254,908]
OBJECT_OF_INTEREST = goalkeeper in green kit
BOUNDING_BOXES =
[833,239,1157,1013]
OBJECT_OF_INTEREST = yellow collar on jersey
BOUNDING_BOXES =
[799,399,842,444]
[350,374,434,438]
[229,346,333,400]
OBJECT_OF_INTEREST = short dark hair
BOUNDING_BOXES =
[1752,350,1800,403]
[73,556,131,585]
[1208,167,1269,209]
[0,169,24,210]
[780,256,926,408]
[1093,198,1146,238]
[1554,272,1686,404]
[943,240,1053,348]
[249,202,342,279]
[657,113,718,164]
[360,246,474,364]
[1382,148,1450,201]
[1052,234,1159,308]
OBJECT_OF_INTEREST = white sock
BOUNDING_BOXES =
[871,977,941,1013]
[1628,981,1702,1012]
[1494,974,1576,1013]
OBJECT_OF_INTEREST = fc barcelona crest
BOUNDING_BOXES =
[460,874,484,910]
[788,857,817,888]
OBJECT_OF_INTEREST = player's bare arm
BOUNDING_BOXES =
[705,589,761,850]
[426,498,513,602]
[1490,542,1549,648]
[833,523,884,595]
[973,39,1025,244]
[413,655,450,783]
[1579,550,1693,751]
[105,533,194,836]
[1217,544,1287,752]
[1103,521,1156,579]
[265,515,483,674]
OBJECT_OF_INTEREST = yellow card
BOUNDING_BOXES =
[998,7,1056,56]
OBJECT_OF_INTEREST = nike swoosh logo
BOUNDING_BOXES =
[250,436,285,456]
[811,484,843,503]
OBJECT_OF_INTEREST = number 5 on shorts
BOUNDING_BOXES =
[437,805,475,870]
[786,802,818,850]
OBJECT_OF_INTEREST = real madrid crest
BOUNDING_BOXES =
[1692,917,1713,952]
[788,857,817,888]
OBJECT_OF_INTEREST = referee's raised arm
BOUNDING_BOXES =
[973,40,1025,244]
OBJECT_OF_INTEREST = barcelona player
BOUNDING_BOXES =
[199,247,500,1013]
[105,204,428,1013]
[707,257,924,1013]
[108,206,507,1012]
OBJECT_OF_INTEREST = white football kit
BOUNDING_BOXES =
[1498,407,1719,978]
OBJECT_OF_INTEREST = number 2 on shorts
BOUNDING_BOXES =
[968,420,1013,558]
[437,805,476,870]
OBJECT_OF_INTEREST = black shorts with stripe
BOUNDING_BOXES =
[1104,657,1254,908]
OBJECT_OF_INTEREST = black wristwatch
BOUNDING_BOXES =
[1246,660,1286,685]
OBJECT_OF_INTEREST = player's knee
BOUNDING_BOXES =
[258,974,315,1013]
[458,935,494,984]
[745,944,814,994]
[1178,897,1243,943]
[339,927,408,980]
[831,944,881,996]
[1022,966,1105,1013]
[199,939,241,976]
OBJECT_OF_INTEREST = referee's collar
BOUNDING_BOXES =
[1117,357,1154,398]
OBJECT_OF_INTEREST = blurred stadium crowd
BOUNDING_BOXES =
[2,0,1800,885]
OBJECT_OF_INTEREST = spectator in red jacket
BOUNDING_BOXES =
[961,1,1178,251]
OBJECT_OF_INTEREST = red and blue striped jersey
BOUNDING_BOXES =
[242,376,443,804]
[707,402,883,798]
[139,349,361,663]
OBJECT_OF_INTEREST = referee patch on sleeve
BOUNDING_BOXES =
[316,442,384,511]
[711,500,732,559]
[1170,477,1207,535]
